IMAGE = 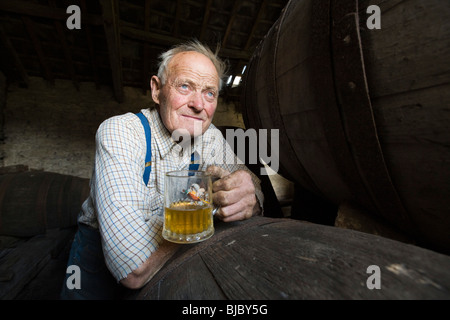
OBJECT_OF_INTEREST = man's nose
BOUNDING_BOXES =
[188,90,205,111]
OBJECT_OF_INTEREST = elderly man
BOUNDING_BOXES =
[60,41,264,299]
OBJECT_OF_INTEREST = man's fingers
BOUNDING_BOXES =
[214,201,254,222]
[206,165,229,179]
[213,170,254,192]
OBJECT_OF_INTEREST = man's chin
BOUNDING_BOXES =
[171,124,208,139]
[184,121,209,137]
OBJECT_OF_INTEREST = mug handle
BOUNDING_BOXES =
[212,206,220,215]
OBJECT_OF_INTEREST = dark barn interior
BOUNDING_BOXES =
[0,0,450,301]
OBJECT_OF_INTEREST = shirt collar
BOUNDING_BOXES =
[147,108,175,159]
[147,108,212,160]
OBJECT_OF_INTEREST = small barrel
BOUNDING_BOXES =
[0,170,90,237]
[136,217,450,300]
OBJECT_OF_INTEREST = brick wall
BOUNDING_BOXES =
[2,76,244,178]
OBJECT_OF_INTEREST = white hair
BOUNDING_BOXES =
[157,40,227,90]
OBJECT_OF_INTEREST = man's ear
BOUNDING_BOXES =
[150,75,161,105]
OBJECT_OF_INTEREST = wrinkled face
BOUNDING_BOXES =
[151,51,219,137]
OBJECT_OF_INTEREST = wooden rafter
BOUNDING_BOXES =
[221,0,240,48]
[173,0,183,37]
[0,0,102,26]
[81,0,100,89]
[21,16,54,84]
[54,21,79,90]
[142,0,152,94]
[49,0,78,90]
[199,0,212,41]
[100,0,124,103]
[121,25,251,60]
[0,24,29,87]
[0,0,288,102]
[244,0,267,51]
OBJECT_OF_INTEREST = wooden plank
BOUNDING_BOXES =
[136,217,270,300]
[144,254,226,300]
[137,217,450,300]
[331,0,411,229]
[0,228,74,299]
[358,0,450,98]
[99,0,124,103]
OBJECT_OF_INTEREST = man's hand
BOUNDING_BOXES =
[206,165,261,222]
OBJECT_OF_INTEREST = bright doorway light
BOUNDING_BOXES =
[226,75,233,86]
[232,76,241,87]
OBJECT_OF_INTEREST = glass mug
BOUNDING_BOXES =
[162,170,217,244]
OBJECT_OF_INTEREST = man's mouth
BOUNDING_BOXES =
[182,115,204,121]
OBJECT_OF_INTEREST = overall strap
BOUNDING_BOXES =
[136,111,199,184]
[136,112,152,186]
[190,152,200,171]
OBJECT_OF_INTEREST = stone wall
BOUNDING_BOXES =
[2,76,244,178]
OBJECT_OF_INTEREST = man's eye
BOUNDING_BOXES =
[206,91,216,98]
[180,84,189,90]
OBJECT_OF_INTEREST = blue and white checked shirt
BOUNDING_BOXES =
[78,108,264,281]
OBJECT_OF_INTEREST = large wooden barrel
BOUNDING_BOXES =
[0,170,90,237]
[136,217,450,300]
[241,0,450,252]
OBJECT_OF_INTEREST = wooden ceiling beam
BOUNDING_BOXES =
[142,0,152,94]
[0,25,29,87]
[244,0,267,51]
[54,21,79,90]
[121,25,251,61]
[221,0,240,48]
[0,0,102,26]
[81,0,100,89]
[199,0,212,41]
[49,0,79,90]
[100,0,124,103]
[21,16,54,84]
[173,0,183,38]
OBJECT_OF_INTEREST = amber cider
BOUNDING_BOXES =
[163,201,214,243]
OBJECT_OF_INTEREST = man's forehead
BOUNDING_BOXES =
[171,71,219,87]
[168,52,219,83]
